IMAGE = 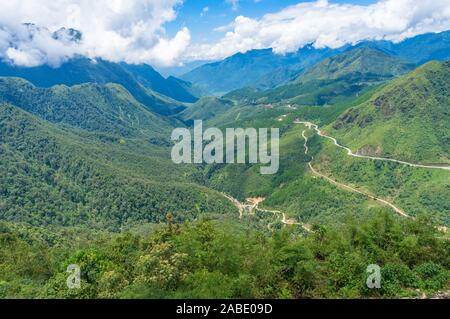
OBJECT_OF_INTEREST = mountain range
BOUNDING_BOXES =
[0,58,197,115]
[181,30,450,95]
[224,47,415,107]
[181,45,342,95]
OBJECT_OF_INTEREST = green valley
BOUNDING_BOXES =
[0,19,448,302]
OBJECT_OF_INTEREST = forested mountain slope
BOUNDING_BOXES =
[120,63,198,103]
[0,104,235,230]
[0,77,173,138]
[178,97,235,123]
[0,58,188,114]
[330,61,450,164]
[226,48,414,106]
[181,46,339,95]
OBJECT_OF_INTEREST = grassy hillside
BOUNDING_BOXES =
[178,97,235,123]
[0,104,235,230]
[309,126,449,225]
[330,61,450,164]
[198,122,390,227]
[211,81,382,131]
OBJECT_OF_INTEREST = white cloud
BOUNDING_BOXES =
[0,0,189,67]
[6,47,44,67]
[187,0,450,61]
[1,0,449,67]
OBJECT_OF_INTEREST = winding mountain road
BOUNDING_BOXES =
[300,125,448,233]
[301,130,409,217]
[294,120,450,171]
[221,193,312,232]
[221,119,449,233]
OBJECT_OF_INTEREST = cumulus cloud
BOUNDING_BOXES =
[187,0,450,61]
[1,0,449,67]
[0,0,189,67]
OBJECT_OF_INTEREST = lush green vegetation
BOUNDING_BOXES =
[0,104,235,230]
[189,60,449,226]
[178,96,236,124]
[310,127,450,225]
[1,213,448,299]
[0,37,448,299]
[330,61,450,163]
[0,77,175,138]
[0,57,194,109]
[225,48,414,107]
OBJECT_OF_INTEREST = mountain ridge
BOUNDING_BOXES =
[0,57,191,114]
[182,31,450,96]
[0,77,175,139]
[225,47,415,107]
[329,60,450,164]
[181,45,341,95]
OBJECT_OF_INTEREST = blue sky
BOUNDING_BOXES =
[166,0,378,42]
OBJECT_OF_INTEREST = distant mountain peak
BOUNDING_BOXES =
[52,27,83,43]
[0,56,196,111]
[181,31,450,96]
[297,46,415,82]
